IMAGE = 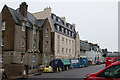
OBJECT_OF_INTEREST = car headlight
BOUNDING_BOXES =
[84,75,91,78]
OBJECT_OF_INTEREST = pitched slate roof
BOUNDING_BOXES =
[37,19,46,27]
[5,5,44,28]
[51,13,76,39]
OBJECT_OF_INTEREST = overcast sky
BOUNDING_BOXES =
[0,0,119,51]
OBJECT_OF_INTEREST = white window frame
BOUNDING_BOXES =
[2,21,6,31]
[21,37,25,47]
[57,25,59,31]
[46,29,48,37]
[66,29,67,34]
[33,26,36,34]
[69,31,71,36]
[22,23,25,31]
[62,27,64,33]
[1,36,4,46]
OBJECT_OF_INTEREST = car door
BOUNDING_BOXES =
[97,65,120,80]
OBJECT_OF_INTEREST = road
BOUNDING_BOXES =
[29,64,105,78]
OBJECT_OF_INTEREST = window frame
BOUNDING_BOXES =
[32,39,36,48]
[1,36,4,46]
[22,23,25,32]
[33,26,36,35]
[2,21,6,31]
[21,37,25,47]
[46,29,48,37]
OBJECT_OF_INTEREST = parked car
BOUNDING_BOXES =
[84,61,120,80]
[106,57,115,67]
[44,66,53,72]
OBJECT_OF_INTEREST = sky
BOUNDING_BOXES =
[0,0,119,52]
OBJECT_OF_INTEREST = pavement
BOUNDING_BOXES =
[28,64,105,78]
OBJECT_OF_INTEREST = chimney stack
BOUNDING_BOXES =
[61,17,66,25]
[72,24,76,30]
[44,7,51,16]
[20,2,28,18]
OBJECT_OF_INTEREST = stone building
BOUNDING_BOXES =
[1,2,52,69]
[33,7,80,59]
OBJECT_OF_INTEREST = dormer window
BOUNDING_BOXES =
[2,21,6,31]
[62,27,64,33]
[66,29,67,34]
[69,31,71,36]
[72,33,74,37]
[33,26,36,34]
[58,18,61,23]
[68,25,70,28]
[57,25,59,31]
[22,23,25,31]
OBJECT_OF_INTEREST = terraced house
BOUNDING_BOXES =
[1,2,53,69]
[33,7,80,59]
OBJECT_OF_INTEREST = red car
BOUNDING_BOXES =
[106,57,115,67]
[84,61,120,80]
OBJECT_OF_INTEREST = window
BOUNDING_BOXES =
[69,49,71,54]
[32,54,35,62]
[62,37,64,44]
[2,21,6,30]
[97,65,120,78]
[62,48,64,54]
[64,29,66,33]
[57,25,59,31]
[71,32,72,36]
[66,49,68,54]
[66,39,68,45]
[21,37,25,47]
[62,27,64,33]
[57,36,60,53]
[22,23,25,31]
[66,29,67,34]
[69,31,71,36]
[45,41,48,50]
[72,40,74,54]
[67,30,69,35]
[1,36,4,46]
[32,39,36,48]
[58,18,61,23]
[72,33,74,37]
[46,29,48,37]
[33,26,36,34]
[21,53,24,63]
[69,40,71,45]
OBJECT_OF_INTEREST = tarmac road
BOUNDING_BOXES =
[29,64,105,79]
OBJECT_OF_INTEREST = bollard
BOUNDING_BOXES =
[57,67,59,72]
[67,66,68,71]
